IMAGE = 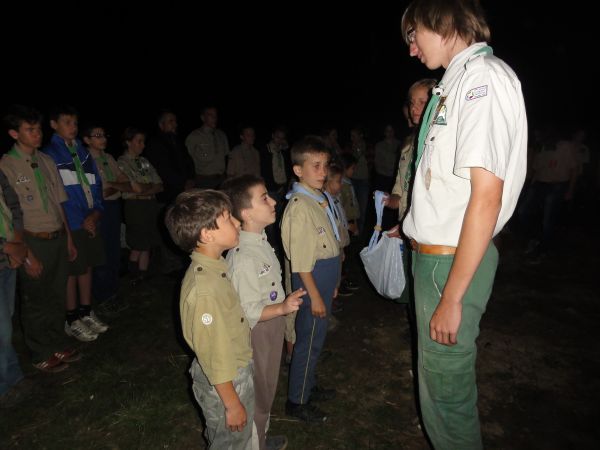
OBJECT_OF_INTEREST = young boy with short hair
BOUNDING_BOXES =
[43,105,107,342]
[222,175,304,450]
[165,189,253,450]
[281,136,340,422]
[2,105,81,372]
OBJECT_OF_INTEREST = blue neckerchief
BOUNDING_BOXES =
[286,182,340,241]
[324,190,349,231]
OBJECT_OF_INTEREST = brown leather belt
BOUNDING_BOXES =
[410,239,456,255]
[24,228,64,240]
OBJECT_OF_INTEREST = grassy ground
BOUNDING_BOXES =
[1,225,598,449]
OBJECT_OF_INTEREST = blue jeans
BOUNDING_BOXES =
[0,268,22,396]
[92,199,121,302]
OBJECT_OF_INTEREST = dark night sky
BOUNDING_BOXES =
[1,1,596,145]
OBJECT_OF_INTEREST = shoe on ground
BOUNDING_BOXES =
[54,348,82,363]
[285,400,327,423]
[81,311,108,334]
[310,385,337,402]
[342,279,360,290]
[265,434,288,450]
[32,355,69,373]
[65,319,98,342]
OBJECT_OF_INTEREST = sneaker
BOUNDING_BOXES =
[54,349,82,363]
[310,385,336,402]
[285,400,327,423]
[265,435,288,450]
[342,279,360,290]
[32,355,69,373]
[65,320,98,342]
[81,311,108,334]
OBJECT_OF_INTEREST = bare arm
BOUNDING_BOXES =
[299,272,326,318]
[429,167,503,345]
[213,381,247,432]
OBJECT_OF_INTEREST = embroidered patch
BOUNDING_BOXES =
[258,263,271,277]
[269,290,278,301]
[16,174,31,184]
[201,313,213,325]
[317,226,326,235]
[465,85,488,101]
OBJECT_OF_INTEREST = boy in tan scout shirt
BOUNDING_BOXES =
[222,175,304,450]
[1,105,81,372]
[165,189,253,450]
[281,136,340,423]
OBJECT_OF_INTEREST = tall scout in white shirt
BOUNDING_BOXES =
[401,1,527,449]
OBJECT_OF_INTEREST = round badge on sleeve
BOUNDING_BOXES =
[201,313,213,325]
[269,291,278,301]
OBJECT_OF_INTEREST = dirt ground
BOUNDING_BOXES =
[1,221,598,449]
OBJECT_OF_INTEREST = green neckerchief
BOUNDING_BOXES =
[0,198,13,239]
[68,144,90,188]
[414,45,493,171]
[96,152,115,182]
[8,145,49,212]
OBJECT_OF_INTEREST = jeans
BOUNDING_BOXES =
[0,268,22,396]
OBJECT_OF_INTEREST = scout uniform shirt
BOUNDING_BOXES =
[0,146,68,233]
[403,42,527,246]
[281,184,340,273]
[92,150,125,200]
[185,126,230,176]
[180,251,252,385]
[117,153,162,200]
[226,230,285,329]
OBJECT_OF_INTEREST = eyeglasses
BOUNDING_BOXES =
[89,133,109,139]
[407,28,416,44]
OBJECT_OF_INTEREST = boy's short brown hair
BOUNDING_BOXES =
[221,175,265,223]
[165,189,232,252]
[290,135,330,166]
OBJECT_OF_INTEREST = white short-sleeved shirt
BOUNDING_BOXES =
[403,42,528,246]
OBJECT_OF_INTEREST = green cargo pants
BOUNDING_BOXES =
[412,242,498,450]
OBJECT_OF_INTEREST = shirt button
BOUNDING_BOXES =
[294,198,298,202]
[221,273,226,278]
[323,244,327,248]
[236,248,240,252]
[241,317,244,323]
[196,267,203,272]
[271,282,275,286]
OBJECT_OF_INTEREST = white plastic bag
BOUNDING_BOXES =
[359,191,406,299]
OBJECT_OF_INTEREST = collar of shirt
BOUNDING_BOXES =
[442,41,488,85]
[190,251,228,273]
[238,230,268,246]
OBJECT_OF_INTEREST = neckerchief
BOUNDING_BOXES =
[286,182,340,241]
